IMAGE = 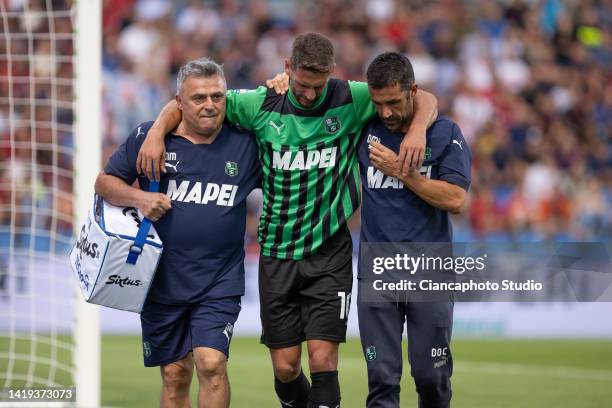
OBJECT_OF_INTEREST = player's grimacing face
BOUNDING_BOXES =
[369,83,417,133]
[286,66,331,108]
[177,75,226,137]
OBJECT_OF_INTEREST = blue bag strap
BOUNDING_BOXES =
[126,164,160,265]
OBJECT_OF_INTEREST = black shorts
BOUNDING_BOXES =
[259,226,354,348]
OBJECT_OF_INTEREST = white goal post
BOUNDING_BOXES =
[0,0,101,406]
[74,0,101,407]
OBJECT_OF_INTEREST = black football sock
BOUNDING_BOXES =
[274,369,311,408]
[307,370,340,408]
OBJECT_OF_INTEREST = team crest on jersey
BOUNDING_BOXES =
[323,116,341,134]
[225,161,239,176]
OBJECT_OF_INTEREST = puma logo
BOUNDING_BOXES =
[136,126,145,138]
[222,323,233,344]
[164,161,179,172]
[452,139,463,150]
[269,120,285,136]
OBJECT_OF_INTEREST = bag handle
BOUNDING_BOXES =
[126,164,160,265]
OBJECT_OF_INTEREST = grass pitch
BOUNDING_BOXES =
[101,336,612,407]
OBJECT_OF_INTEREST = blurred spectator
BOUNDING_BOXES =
[1,0,610,254]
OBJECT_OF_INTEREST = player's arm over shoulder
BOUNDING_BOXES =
[348,80,376,125]
[104,121,155,184]
[225,87,268,131]
[349,81,438,129]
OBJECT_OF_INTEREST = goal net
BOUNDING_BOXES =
[0,0,100,406]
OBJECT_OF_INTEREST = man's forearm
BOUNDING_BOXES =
[151,100,182,136]
[94,172,146,208]
[400,173,465,214]
[412,90,438,128]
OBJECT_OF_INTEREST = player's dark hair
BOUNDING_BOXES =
[366,52,415,91]
[176,57,226,94]
[290,32,335,73]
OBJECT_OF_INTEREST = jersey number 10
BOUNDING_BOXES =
[338,291,351,320]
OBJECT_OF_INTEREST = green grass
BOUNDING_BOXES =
[0,334,73,387]
[101,336,612,408]
[2,335,612,406]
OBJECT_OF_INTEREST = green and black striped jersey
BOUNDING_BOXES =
[226,79,376,259]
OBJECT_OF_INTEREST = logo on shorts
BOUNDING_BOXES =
[143,341,152,358]
[425,147,432,160]
[225,161,239,177]
[323,116,341,134]
[434,357,448,369]
[432,347,449,368]
[365,345,377,361]
[222,323,234,344]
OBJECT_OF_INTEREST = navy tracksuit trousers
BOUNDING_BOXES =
[358,282,453,408]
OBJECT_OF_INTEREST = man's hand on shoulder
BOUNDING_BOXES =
[397,89,437,175]
[266,72,289,95]
[136,124,167,181]
[398,123,426,176]
[136,100,183,180]
[139,191,171,222]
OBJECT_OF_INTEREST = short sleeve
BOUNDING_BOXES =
[249,150,263,190]
[103,121,153,184]
[243,132,263,191]
[438,123,472,191]
[348,81,377,127]
[225,87,267,130]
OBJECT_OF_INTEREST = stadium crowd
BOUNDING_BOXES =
[0,0,75,248]
[0,0,610,251]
